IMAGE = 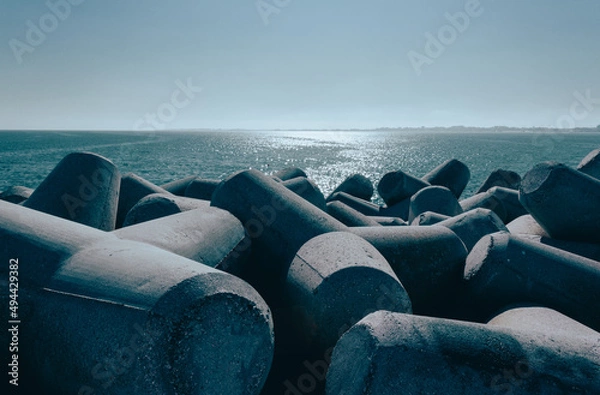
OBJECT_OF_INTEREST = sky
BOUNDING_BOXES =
[1,0,599,130]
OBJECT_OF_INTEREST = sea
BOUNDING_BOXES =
[1,130,599,203]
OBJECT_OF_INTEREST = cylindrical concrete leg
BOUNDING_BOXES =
[369,216,407,226]
[184,178,221,200]
[160,175,197,196]
[0,201,274,395]
[464,232,600,330]
[486,186,528,223]
[577,148,600,179]
[326,201,382,227]
[519,162,600,243]
[328,191,380,216]
[487,305,600,339]
[272,167,307,181]
[408,185,462,222]
[210,169,347,300]
[23,152,120,231]
[477,168,521,193]
[459,191,507,223]
[506,214,549,237]
[122,193,210,227]
[435,208,507,251]
[377,170,430,206]
[282,177,326,211]
[117,173,169,228]
[350,226,468,315]
[0,185,33,204]
[421,158,470,198]
[115,204,250,275]
[378,197,411,220]
[326,311,600,395]
[327,174,374,201]
[286,232,411,352]
[517,234,600,262]
[410,211,450,226]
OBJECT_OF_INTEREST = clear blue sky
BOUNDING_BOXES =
[1,0,599,130]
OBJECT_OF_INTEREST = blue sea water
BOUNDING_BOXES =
[1,130,599,202]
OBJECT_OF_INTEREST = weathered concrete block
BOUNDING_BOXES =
[326,311,600,395]
[408,185,462,222]
[350,226,468,315]
[210,169,347,301]
[506,214,549,237]
[184,177,221,201]
[327,174,374,201]
[435,208,507,251]
[421,159,470,198]
[377,170,430,206]
[459,191,507,223]
[0,185,33,204]
[519,162,600,243]
[122,193,210,227]
[286,232,411,352]
[0,201,274,395]
[115,205,249,275]
[328,191,380,216]
[272,167,307,181]
[410,211,450,226]
[464,232,600,330]
[282,176,327,211]
[326,201,382,227]
[23,152,120,231]
[160,175,197,196]
[577,148,600,179]
[477,169,521,193]
[117,173,169,228]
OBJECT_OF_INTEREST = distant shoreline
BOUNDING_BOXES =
[1,127,600,134]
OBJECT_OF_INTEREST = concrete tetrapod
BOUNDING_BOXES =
[421,158,470,198]
[434,208,508,252]
[519,162,600,243]
[327,191,381,216]
[326,201,382,227]
[286,232,412,352]
[377,170,430,206]
[184,178,221,200]
[0,200,274,395]
[23,152,120,231]
[577,148,600,179]
[210,169,347,301]
[476,168,521,193]
[282,176,327,211]
[326,311,600,395]
[117,172,170,228]
[326,174,374,201]
[160,175,198,196]
[408,185,462,222]
[459,191,507,223]
[506,214,549,237]
[410,211,450,226]
[122,192,210,227]
[350,226,468,315]
[272,167,307,181]
[0,185,33,204]
[517,234,600,262]
[464,232,600,330]
[114,205,250,275]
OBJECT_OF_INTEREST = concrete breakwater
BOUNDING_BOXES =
[1,150,599,394]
